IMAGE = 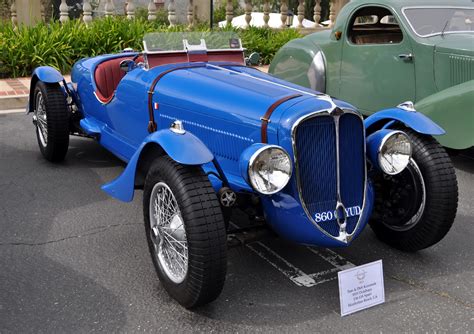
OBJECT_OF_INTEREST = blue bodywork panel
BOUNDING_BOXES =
[102,129,213,202]
[32,66,64,83]
[364,107,446,135]
[28,66,65,113]
[33,46,442,248]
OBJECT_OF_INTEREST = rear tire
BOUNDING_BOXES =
[143,156,227,308]
[369,128,458,251]
[33,81,69,162]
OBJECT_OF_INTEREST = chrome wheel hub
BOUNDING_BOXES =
[380,158,426,231]
[34,92,48,147]
[149,182,188,284]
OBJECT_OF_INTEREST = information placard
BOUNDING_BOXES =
[338,260,385,316]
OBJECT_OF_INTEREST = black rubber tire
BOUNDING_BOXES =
[143,156,227,308]
[369,128,458,251]
[33,81,69,162]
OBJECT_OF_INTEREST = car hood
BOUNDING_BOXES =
[153,64,348,141]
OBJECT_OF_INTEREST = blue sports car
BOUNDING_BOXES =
[28,32,458,308]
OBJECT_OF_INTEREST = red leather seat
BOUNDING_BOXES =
[94,57,133,103]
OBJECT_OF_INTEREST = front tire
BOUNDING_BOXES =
[370,129,458,251]
[143,156,227,308]
[33,81,69,162]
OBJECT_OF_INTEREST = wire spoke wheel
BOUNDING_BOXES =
[149,182,188,284]
[32,81,69,162]
[143,156,227,308]
[34,91,48,147]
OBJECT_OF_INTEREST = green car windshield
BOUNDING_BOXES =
[403,7,474,37]
[143,32,242,53]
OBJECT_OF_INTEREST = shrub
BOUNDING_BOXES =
[240,26,301,64]
[135,7,169,25]
[0,18,302,78]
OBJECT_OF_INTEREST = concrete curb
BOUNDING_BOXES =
[0,95,28,111]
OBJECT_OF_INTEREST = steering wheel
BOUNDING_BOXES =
[132,53,142,62]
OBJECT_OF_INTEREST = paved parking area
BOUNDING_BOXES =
[0,112,473,333]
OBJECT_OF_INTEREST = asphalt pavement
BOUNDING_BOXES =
[0,111,473,333]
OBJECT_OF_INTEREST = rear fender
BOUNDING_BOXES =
[102,129,214,202]
[269,38,326,93]
[364,106,445,136]
[414,81,474,149]
[28,66,66,113]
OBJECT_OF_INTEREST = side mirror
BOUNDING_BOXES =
[119,59,135,73]
[246,52,260,66]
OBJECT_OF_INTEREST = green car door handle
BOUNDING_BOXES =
[398,53,414,61]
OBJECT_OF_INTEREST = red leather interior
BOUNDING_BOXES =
[94,51,244,103]
[208,51,245,64]
[147,52,188,68]
[94,56,143,103]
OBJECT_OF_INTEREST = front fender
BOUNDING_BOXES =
[415,81,474,150]
[364,107,445,136]
[28,66,65,113]
[102,129,214,202]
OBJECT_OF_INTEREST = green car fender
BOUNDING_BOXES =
[415,80,474,150]
[269,37,327,93]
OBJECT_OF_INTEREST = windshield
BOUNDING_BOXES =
[403,7,474,37]
[143,31,242,53]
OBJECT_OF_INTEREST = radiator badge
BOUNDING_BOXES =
[314,206,361,223]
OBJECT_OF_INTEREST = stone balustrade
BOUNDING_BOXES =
[9,0,348,29]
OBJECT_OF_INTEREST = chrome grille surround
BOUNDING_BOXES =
[291,107,367,243]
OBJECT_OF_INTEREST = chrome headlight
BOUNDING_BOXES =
[378,131,412,175]
[248,145,292,195]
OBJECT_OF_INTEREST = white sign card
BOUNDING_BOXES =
[338,260,385,316]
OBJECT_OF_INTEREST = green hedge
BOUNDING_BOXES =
[0,18,301,78]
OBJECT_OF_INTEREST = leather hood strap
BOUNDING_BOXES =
[261,94,302,143]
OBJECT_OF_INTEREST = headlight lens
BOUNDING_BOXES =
[378,131,412,175]
[248,146,292,195]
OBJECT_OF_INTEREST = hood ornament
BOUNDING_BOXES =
[170,120,186,134]
[397,101,416,112]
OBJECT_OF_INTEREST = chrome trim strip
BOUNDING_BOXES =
[143,38,245,54]
[401,6,474,38]
[93,91,114,105]
[307,50,326,93]
[291,108,367,243]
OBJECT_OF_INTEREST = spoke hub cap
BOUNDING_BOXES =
[149,182,188,284]
[34,91,48,147]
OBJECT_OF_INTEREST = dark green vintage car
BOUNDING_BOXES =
[270,0,473,149]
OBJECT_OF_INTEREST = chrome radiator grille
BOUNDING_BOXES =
[293,111,366,239]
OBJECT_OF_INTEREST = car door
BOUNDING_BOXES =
[339,5,415,114]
